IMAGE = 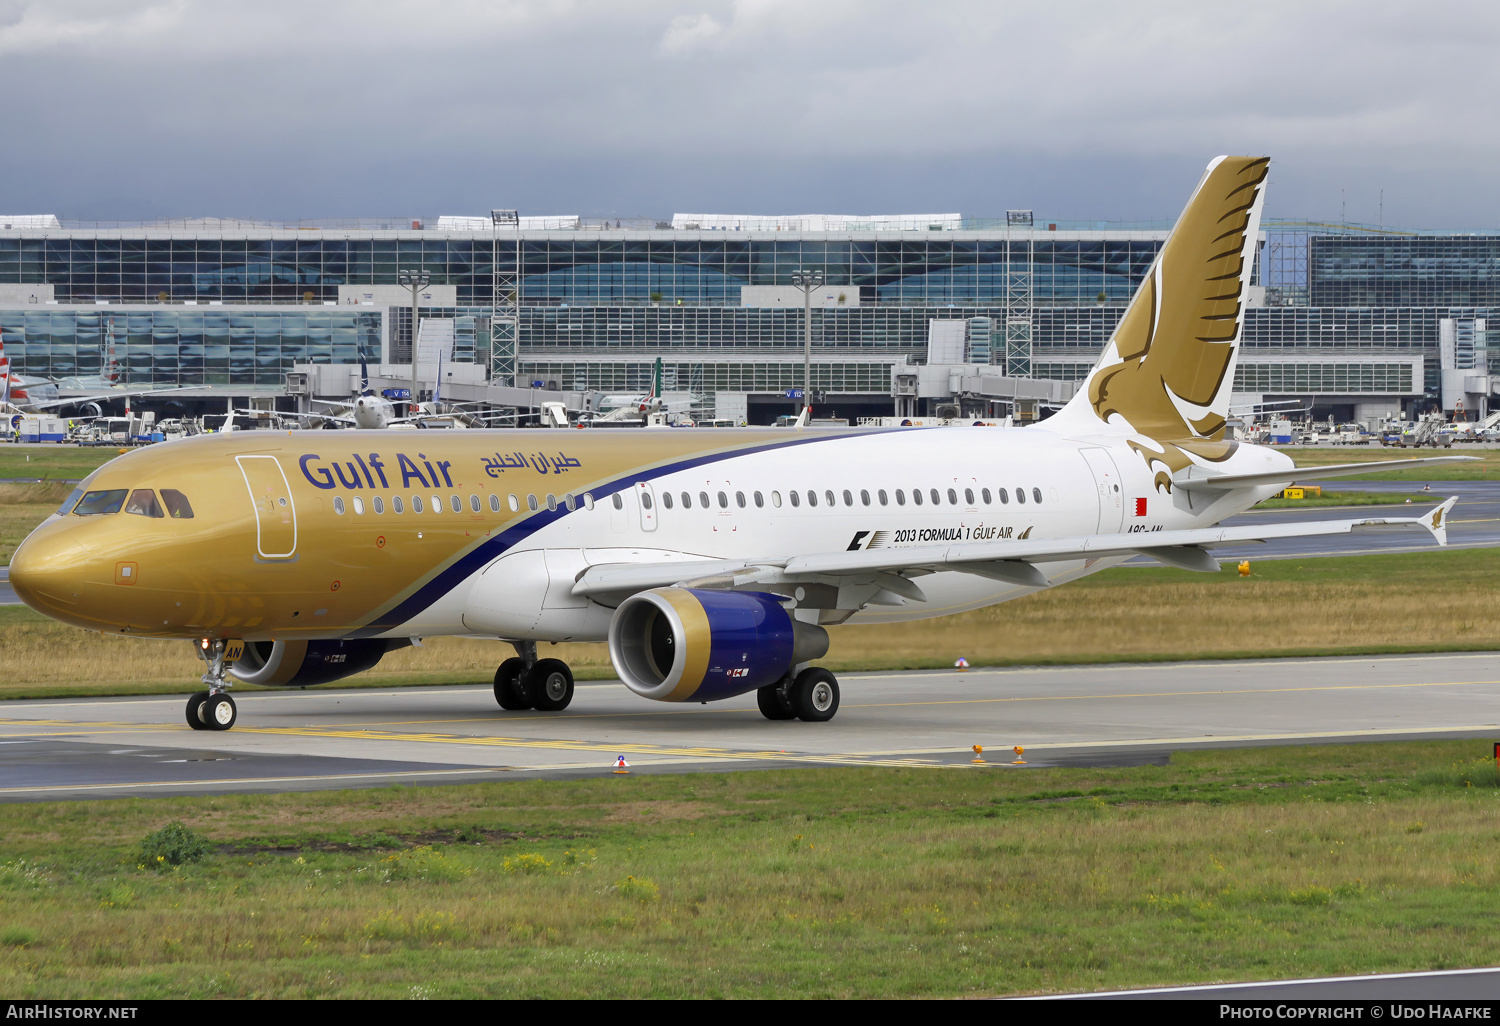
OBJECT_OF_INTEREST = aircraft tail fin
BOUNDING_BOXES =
[359,350,371,395]
[1048,155,1270,490]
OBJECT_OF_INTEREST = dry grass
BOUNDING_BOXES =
[826,573,1500,669]
[3,548,1498,696]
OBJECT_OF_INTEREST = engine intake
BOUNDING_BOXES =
[227,638,408,687]
[608,588,828,702]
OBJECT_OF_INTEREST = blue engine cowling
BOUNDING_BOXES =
[227,638,410,688]
[608,588,828,703]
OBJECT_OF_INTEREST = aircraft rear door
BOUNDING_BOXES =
[236,455,298,559]
[1079,448,1124,534]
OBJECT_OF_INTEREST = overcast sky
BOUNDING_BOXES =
[2,0,1497,226]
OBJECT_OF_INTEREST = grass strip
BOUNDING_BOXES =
[1,740,1499,997]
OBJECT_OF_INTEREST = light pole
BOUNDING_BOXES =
[398,268,431,411]
[790,269,823,420]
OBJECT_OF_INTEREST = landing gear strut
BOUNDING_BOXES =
[188,639,238,731]
[758,666,840,722]
[493,641,575,712]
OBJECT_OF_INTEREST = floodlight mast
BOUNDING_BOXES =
[790,269,824,420]
[491,209,520,426]
[398,268,431,412]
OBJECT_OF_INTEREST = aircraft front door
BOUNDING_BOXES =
[1079,448,1124,534]
[236,455,297,559]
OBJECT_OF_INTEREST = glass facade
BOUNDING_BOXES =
[3,222,1499,402]
[0,233,1166,306]
[1310,236,1500,308]
[0,308,381,386]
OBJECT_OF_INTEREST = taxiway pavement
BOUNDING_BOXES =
[1,651,1497,800]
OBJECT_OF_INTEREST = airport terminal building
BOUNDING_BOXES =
[0,211,1494,423]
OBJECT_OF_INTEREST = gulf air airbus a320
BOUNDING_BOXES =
[10,156,1469,731]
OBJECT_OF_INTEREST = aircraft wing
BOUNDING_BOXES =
[1172,456,1476,492]
[572,498,1457,603]
[21,385,196,411]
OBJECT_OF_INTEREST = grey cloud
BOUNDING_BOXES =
[2,0,1498,225]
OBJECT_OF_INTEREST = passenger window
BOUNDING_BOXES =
[842,489,852,506]
[877,489,888,506]
[930,488,941,505]
[584,493,595,510]
[771,491,782,508]
[125,489,163,518]
[717,491,728,508]
[965,488,975,505]
[699,491,710,508]
[681,491,692,509]
[334,496,346,514]
[470,495,481,512]
[1033,487,1043,504]
[431,494,442,512]
[790,490,800,508]
[947,488,957,505]
[548,494,560,511]
[736,491,746,508]
[998,487,1009,504]
[912,489,922,506]
[610,493,622,510]
[860,489,870,506]
[372,496,385,514]
[530,494,540,511]
[412,496,424,512]
[450,495,461,512]
[489,494,500,512]
[754,491,764,508]
[825,490,836,507]
[895,489,905,506]
[161,489,195,519]
[352,497,365,515]
[981,488,991,504]
[394,496,405,513]
[807,490,818,508]
[564,494,575,511]
[75,489,128,515]
[508,494,519,512]
[1016,488,1026,505]
[637,492,649,511]
[662,491,674,509]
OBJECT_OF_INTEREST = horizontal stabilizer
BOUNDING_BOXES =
[1173,456,1476,492]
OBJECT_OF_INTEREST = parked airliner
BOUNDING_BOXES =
[10,156,1468,731]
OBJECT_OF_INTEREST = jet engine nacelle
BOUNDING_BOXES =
[608,588,828,703]
[227,638,408,687]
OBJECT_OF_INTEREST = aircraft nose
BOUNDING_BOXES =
[9,530,85,618]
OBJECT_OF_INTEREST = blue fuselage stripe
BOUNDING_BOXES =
[344,429,910,637]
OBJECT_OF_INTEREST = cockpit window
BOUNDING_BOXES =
[125,489,164,518]
[56,488,84,516]
[160,489,195,519]
[74,489,128,515]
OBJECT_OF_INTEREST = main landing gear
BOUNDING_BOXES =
[494,641,575,713]
[187,639,238,731]
[757,666,840,722]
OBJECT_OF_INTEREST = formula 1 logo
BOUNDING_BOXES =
[726,667,750,679]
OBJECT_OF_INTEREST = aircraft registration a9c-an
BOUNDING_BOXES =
[11,156,1471,731]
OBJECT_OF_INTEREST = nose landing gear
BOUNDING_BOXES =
[188,639,240,731]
